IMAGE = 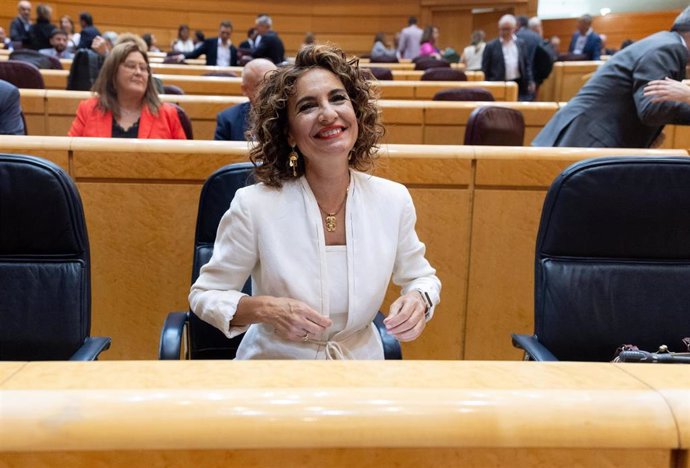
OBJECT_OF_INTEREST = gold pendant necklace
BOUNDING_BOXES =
[317,189,348,233]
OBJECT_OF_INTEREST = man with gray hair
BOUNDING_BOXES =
[533,7,690,148]
[9,1,31,44]
[214,58,277,141]
[251,14,285,64]
[482,14,535,101]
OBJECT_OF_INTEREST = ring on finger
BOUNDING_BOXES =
[302,333,309,342]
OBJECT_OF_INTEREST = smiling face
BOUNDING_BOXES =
[287,68,358,168]
[115,51,149,99]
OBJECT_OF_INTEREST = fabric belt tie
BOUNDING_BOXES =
[307,338,346,360]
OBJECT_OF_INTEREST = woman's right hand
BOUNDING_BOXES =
[236,296,332,342]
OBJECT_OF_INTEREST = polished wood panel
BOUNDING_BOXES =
[0,361,680,452]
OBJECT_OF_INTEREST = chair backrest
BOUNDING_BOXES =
[170,103,193,139]
[162,84,185,95]
[0,154,92,359]
[10,49,62,69]
[432,87,495,101]
[66,49,103,91]
[203,71,238,77]
[370,55,399,64]
[413,57,450,70]
[463,106,524,146]
[188,162,255,359]
[421,67,467,81]
[535,157,690,361]
[365,67,393,81]
[0,60,45,89]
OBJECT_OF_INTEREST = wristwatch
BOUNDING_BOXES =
[416,289,433,319]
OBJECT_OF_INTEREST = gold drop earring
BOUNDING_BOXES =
[288,146,298,177]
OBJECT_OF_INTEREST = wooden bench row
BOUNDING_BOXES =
[20,89,690,150]
[0,136,684,362]
[37,69,499,98]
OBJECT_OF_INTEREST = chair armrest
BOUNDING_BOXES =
[511,333,558,361]
[70,336,111,361]
[374,311,402,360]
[159,311,189,360]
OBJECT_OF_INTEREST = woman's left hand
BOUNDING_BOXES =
[384,291,427,342]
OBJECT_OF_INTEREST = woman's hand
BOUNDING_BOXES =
[643,77,690,104]
[384,291,427,342]
[238,296,332,342]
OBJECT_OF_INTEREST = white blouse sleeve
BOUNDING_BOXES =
[188,188,258,338]
[391,188,442,320]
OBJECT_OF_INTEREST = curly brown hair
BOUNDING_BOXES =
[248,44,384,187]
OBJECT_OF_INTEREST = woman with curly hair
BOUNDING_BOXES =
[189,44,440,359]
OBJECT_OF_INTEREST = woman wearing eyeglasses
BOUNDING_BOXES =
[68,42,186,139]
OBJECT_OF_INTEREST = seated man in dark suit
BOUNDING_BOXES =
[0,79,25,135]
[251,15,285,65]
[214,58,276,141]
[179,20,237,66]
[567,14,602,60]
[482,14,534,101]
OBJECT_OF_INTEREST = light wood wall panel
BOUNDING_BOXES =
[542,9,682,55]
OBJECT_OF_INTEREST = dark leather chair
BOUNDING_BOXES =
[370,55,399,64]
[421,67,466,81]
[463,106,524,146]
[433,87,495,101]
[513,157,690,361]
[203,71,238,77]
[170,103,193,139]
[0,154,111,360]
[0,60,45,89]
[159,162,402,360]
[162,84,185,95]
[10,49,62,69]
[413,57,450,70]
[365,67,393,81]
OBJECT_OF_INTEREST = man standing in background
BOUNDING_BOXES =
[9,1,31,45]
[397,16,423,60]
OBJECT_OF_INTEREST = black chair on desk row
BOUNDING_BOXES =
[512,157,690,361]
[0,154,111,360]
[159,162,402,360]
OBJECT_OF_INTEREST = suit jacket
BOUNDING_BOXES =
[214,101,250,141]
[189,171,441,360]
[481,37,534,95]
[0,80,25,135]
[68,97,186,139]
[77,26,101,50]
[568,31,602,60]
[533,31,690,148]
[9,17,30,44]
[184,37,237,66]
[27,20,55,50]
[252,31,285,64]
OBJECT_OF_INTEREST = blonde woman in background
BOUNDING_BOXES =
[461,30,485,71]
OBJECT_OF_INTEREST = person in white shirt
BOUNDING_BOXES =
[481,14,535,101]
[171,24,194,53]
[190,44,441,360]
[461,30,486,71]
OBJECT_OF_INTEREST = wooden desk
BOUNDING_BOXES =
[1,361,687,467]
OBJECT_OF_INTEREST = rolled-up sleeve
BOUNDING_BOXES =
[189,188,258,338]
